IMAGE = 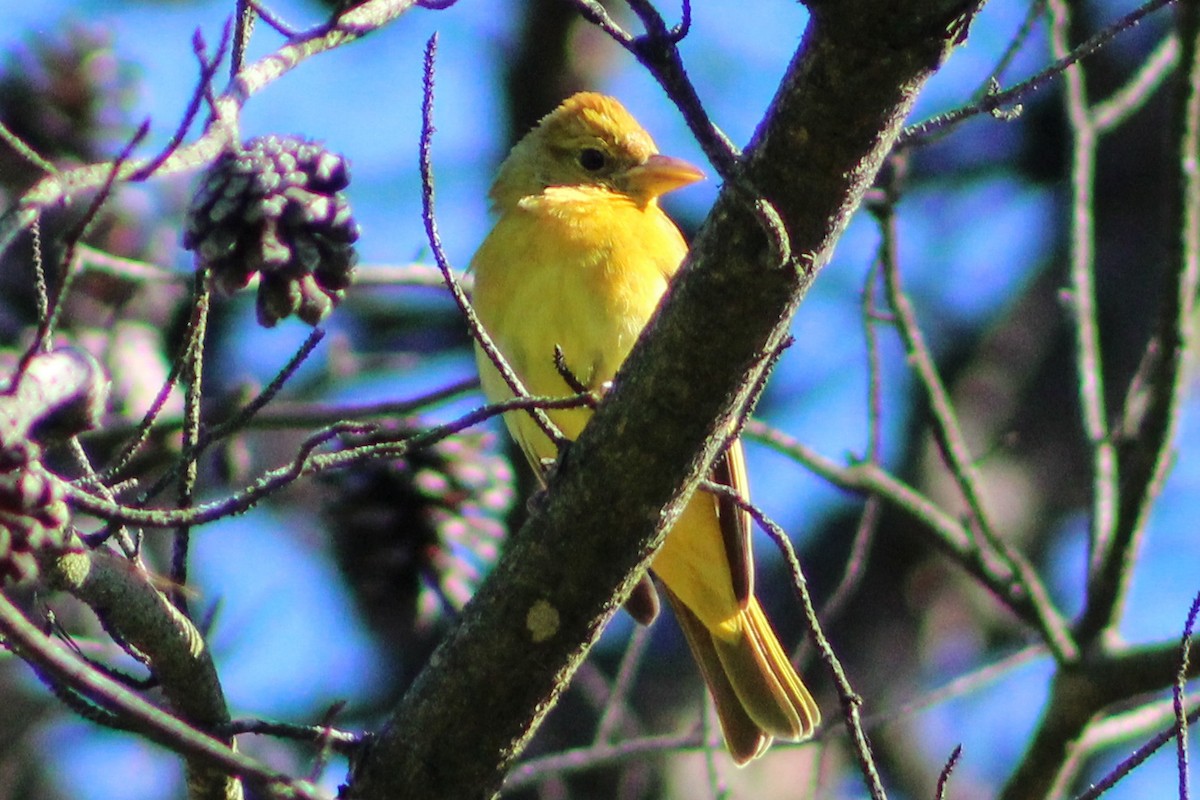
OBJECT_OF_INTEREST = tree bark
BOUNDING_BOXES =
[344,2,977,797]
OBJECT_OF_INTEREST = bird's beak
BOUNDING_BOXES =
[624,154,705,199]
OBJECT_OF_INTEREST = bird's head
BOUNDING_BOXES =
[489,92,704,212]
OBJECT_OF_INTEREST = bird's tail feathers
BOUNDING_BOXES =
[664,589,819,765]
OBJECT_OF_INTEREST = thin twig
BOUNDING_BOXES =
[594,624,651,744]
[972,0,1047,102]
[874,197,995,551]
[33,121,150,357]
[1049,0,1120,606]
[934,744,963,800]
[354,262,472,290]
[1094,33,1180,132]
[92,278,209,487]
[709,484,887,800]
[504,732,700,791]
[226,717,361,755]
[29,216,48,334]
[246,0,301,38]
[1079,0,1200,643]
[232,1,253,74]
[132,23,231,182]
[171,269,210,611]
[418,34,564,449]
[1175,593,1199,800]
[900,0,1177,145]
[859,644,1046,734]
[1074,705,1200,800]
[0,119,56,175]
[66,394,592,530]
[104,375,477,441]
[813,249,889,629]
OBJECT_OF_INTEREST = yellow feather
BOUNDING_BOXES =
[470,92,819,762]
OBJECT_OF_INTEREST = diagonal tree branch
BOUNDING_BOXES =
[343,0,984,797]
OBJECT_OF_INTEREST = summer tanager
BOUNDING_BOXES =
[470,92,818,763]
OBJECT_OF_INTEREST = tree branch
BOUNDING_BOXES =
[343,1,980,796]
[1077,0,1200,644]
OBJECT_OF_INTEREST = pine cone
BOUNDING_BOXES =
[0,448,73,586]
[183,135,360,327]
[325,427,514,638]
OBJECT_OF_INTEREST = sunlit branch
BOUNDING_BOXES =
[872,193,1077,663]
[1094,33,1180,132]
[0,588,312,799]
[747,420,1075,661]
[1047,0,1122,610]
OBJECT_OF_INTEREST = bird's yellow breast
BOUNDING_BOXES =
[470,188,688,462]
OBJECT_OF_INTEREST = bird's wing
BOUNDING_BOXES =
[712,440,753,608]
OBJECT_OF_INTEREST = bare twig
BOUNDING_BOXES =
[245,0,301,38]
[504,731,700,791]
[813,250,889,630]
[0,119,56,175]
[1074,704,1200,800]
[1079,0,1200,642]
[594,624,652,744]
[171,269,211,612]
[33,121,150,358]
[93,277,210,486]
[418,34,564,450]
[972,0,1047,101]
[1175,593,1199,800]
[1094,33,1181,132]
[860,645,1046,734]
[934,744,963,800]
[707,483,886,800]
[872,194,1077,663]
[226,717,361,755]
[65,393,592,530]
[108,375,477,437]
[873,198,994,547]
[900,0,1178,145]
[1048,0,1122,608]
[133,23,230,182]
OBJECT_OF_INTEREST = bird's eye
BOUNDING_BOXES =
[578,148,607,171]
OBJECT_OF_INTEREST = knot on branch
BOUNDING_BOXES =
[183,134,360,327]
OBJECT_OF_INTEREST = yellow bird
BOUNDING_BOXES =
[470,92,819,763]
